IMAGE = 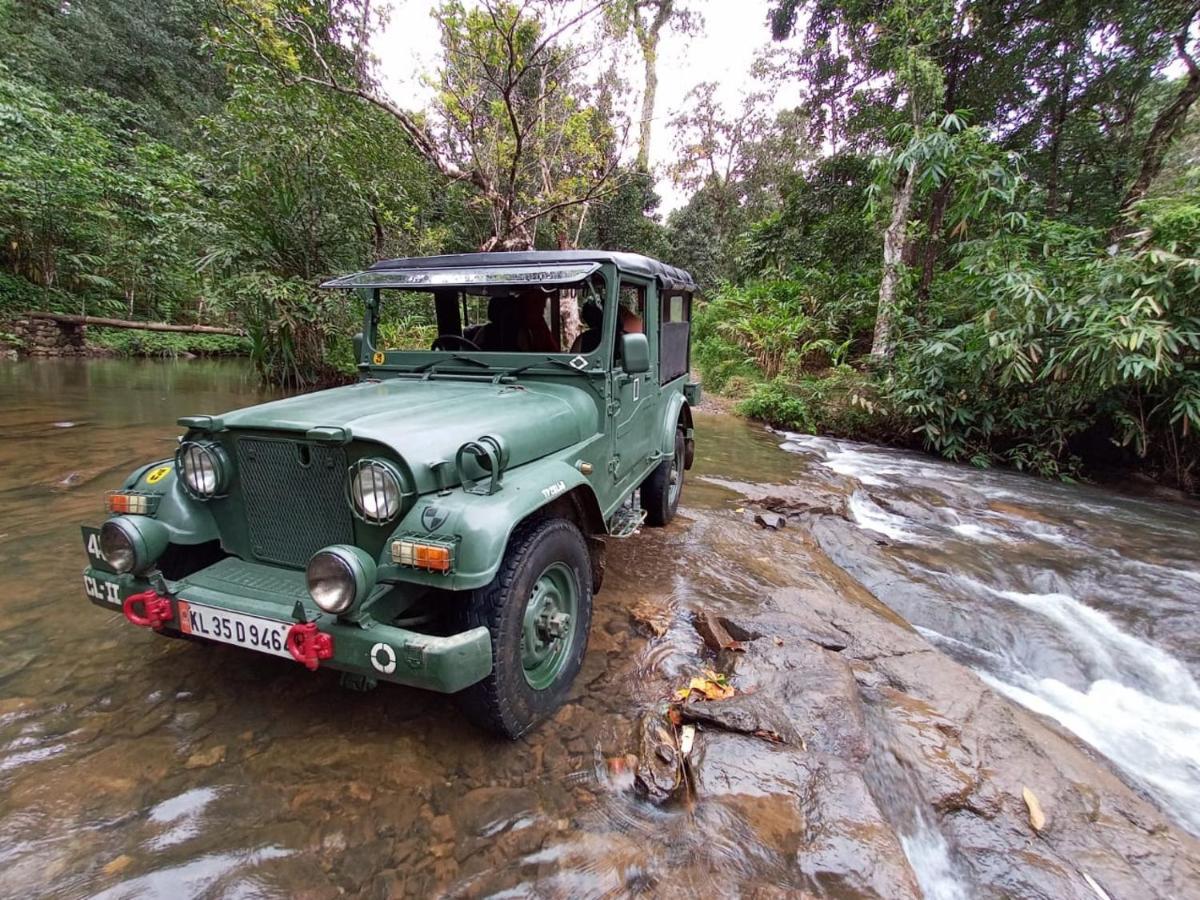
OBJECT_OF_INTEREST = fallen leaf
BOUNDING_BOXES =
[606,755,630,775]
[666,706,683,726]
[630,599,671,637]
[101,855,133,876]
[184,745,226,769]
[1022,786,1045,831]
[675,669,735,702]
[753,729,785,744]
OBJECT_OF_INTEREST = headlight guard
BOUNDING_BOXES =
[347,458,406,525]
[175,440,232,499]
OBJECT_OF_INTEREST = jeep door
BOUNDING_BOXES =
[610,277,659,491]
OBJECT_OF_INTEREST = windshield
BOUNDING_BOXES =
[369,271,608,360]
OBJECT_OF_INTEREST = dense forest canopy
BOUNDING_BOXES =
[1,0,1199,489]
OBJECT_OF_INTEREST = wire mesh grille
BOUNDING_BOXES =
[235,437,353,567]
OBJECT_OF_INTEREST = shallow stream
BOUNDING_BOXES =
[1,359,1197,897]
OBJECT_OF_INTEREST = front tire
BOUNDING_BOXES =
[642,427,685,526]
[456,518,593,738]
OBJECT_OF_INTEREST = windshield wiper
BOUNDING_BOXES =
[492,356,593,383]
[414,354,492,379]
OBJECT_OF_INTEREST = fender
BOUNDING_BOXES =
[657,394,692,462]
[116,458,219,545]
[378,456,603,591]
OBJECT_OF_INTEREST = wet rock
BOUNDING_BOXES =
[450,786,538,838]
[0,649,37,683]
[633,713,682,803]
[678,693,798,745]
[693,610,744,653]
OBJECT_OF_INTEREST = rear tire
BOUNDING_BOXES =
[455,518,593,738]
[642,427,685,526]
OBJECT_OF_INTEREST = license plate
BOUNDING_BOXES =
[177,600,292,659]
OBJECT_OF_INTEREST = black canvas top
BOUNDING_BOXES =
[368,250,696,292]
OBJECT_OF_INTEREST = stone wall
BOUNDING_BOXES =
[7,316,90,357]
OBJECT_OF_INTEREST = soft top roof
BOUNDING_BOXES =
[367,250,696,292]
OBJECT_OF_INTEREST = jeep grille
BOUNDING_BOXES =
[235,437,354,567]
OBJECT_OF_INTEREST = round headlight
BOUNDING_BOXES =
[348,459,404,524]
[99,516,170,575]
[306,545,377,615]
[99,521,136,573]
[176,441,231,499]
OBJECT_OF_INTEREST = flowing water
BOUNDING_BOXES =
[779,432,1200,837]
[1,358,1197,897]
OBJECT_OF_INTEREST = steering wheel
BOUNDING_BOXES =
[431,334,481,351]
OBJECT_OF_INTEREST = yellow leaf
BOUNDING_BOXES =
[1022,786,1045,831]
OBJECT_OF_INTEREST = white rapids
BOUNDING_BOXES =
[781,432,1200,836]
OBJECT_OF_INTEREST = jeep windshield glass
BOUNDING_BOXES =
[321,262,601,289]
[363,271,608,363]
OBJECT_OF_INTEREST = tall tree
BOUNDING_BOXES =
[216,0,622,250]
[606,0,698,170]
[1112,15,1200,236]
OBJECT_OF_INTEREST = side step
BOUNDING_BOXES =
[607,493,647,538]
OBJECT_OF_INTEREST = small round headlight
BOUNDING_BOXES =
[348,459,404,524]
[306,545,377,615]
[99,516,170,575]
[99,521,136,573]
[176,441,231,499]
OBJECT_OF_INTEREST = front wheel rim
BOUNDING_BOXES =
[667,441,683,506]
[520,561,579,690]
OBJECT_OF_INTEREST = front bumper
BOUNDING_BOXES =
[80,554,492,694]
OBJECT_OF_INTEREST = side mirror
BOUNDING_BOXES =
[353,332,364,362]
[621,332,650,374]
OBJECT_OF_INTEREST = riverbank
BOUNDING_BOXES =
[0,324,250,360]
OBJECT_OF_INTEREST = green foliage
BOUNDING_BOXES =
[0,63,209,321]
[88,328,251,357]
[886,194,1200,482]
[737,369,890,437]
[221,273,357,389]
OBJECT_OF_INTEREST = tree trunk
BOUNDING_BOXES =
[1111,32,1200,240]
[25,312,243,335]
[1044,47,1073,216]
[634,1,673,171]
[637,42,658,169]
[918,181,951,298]
[872,165,917,359]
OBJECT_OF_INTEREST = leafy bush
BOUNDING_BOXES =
[737,368,892,437]
[887,197,1200,484]
[87,328,250,357]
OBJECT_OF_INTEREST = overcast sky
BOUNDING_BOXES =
[373,0,804,212]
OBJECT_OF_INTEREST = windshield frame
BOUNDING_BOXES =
[347,264,616,377]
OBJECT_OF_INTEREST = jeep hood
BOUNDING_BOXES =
[211,378,596,486]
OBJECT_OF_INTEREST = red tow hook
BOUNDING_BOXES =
[286,621,334,671]
[123,589,174,631]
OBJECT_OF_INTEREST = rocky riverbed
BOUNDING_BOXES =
[1,359,1199,898]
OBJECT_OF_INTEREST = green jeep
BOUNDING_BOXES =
[82,251,699,736]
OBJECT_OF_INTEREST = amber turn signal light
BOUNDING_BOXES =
[391,539,454,573]
[105,491,159,515]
